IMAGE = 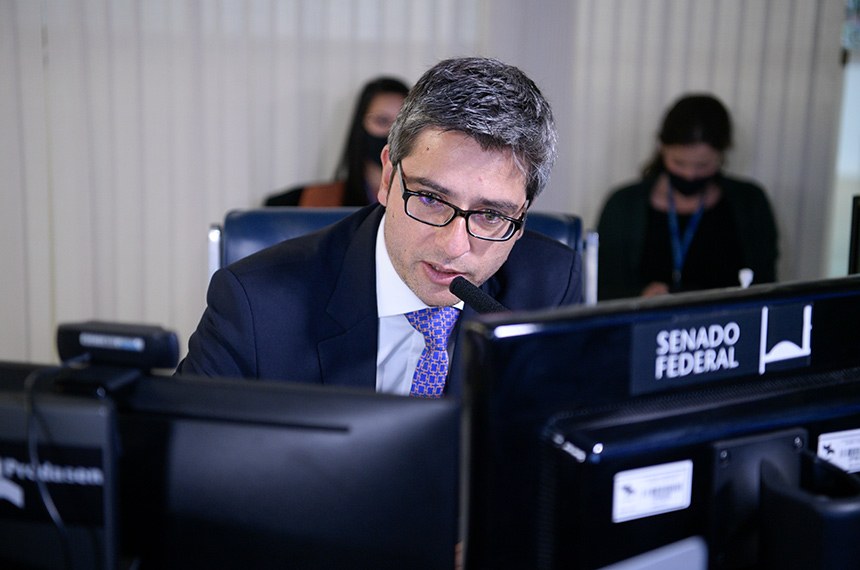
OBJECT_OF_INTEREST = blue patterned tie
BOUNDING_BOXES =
[405,307,460,398]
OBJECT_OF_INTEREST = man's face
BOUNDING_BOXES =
[377,128,527,307]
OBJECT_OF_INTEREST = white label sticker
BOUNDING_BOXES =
[79,332,145,352]
[818,428,860,474]
[612,460,693,523]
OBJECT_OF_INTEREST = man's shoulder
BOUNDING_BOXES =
[494,230,582,308]
[506,230,579,277]
[517,229,578,255]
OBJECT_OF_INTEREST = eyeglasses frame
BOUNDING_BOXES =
[395,162,528,242]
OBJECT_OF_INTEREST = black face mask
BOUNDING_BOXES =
[363,131,388,167]
[666,170,721,196]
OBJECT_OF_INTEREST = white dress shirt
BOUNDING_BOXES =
[375,217,462,394]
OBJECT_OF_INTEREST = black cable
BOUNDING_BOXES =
[22,353,93,570]
[23,365,73,569]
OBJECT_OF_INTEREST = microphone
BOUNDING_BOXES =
[450,276,509,314]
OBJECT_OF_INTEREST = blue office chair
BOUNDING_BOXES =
[208,207,597,302]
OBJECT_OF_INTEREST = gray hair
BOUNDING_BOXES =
[388,57,557,202]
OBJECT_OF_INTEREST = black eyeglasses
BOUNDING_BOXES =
[396,163,527,242]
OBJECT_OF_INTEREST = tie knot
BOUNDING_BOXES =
[405,307,460,349]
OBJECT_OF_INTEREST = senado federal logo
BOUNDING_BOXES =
[654,322,741,380]
[631,303,813,395]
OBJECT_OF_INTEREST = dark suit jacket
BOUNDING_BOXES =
[177,205,582,395]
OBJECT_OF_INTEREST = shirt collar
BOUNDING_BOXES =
[375,215,463,317]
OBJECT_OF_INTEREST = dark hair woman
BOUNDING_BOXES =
[265,76,410,207]
[596,93,778,300]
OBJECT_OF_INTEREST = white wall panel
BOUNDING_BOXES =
[0,0,29,358]
[486,0,844,287]
[0,0,848,363]
[3,1,55,362]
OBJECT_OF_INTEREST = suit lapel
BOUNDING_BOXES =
[318,207,384,390]
[314,207,508,396]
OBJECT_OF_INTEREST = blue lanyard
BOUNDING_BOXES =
[666,188,705,289]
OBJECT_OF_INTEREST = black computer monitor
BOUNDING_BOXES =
[541,370,860,569]
[462,275,860,569]
[0,364,461,570]
[0,361,119,570]
[849,195,860,274]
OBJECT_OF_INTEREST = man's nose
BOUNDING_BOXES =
[439,215,472,258]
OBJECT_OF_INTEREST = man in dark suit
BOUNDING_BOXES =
[177,57,582,397]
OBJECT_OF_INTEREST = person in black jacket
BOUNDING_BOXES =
[596,93,779,300]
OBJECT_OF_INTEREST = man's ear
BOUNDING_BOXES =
[377,145,393,206]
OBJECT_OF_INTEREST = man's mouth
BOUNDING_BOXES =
[425,262,464,283]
